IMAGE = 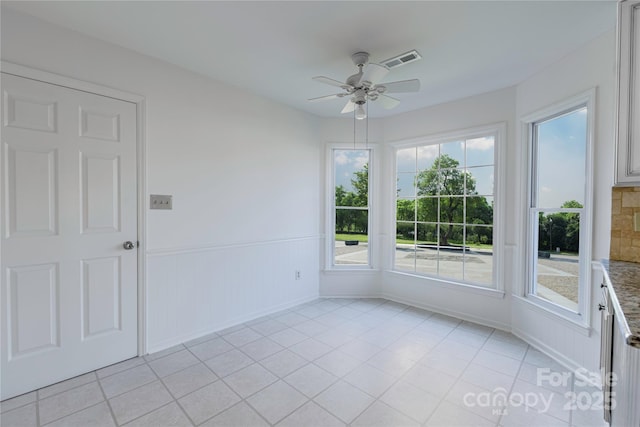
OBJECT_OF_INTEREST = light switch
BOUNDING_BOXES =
[635,212,640,232]
[150,194,172,210]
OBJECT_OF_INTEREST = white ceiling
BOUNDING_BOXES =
[4,1,617,119]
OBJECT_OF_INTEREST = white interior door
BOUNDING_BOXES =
[1,73,138,400]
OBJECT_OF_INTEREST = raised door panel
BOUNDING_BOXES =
[4,145,57,237]
[81,257,121,339]
[79,108,120,142]
[81,153,120,233]
[7,264,59,359]
[3,92,56,133]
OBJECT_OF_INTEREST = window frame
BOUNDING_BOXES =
[389,123,506,292]
[325,143,375,270]
[522,90,595,327]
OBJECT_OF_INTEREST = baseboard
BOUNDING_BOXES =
[319,293,382,299]
[511,326,599,387]
[321,292,511,332]
[146,293,319,354]
[380,292,512,332]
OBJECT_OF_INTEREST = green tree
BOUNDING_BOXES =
[416,154,479,246]
[351,164,369,208]
[334,163,369,235]
[538,200,582,253]
[561,200,582,253]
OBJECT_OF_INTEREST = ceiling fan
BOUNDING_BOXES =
[308,51,420,119]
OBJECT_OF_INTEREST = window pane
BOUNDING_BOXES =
[416,169,439,197]
[334,150,369,207]
[438,169,467,196]
[395,243,416,272]
[397,199,416,221]
[439,224,463,248]
[415,245,438,276]
[466,166,494,196]
[465,224,493,247]
[438,197,464,224]
[466,196,494,225]
[397,147,416,173]
[534,108,587,208]
[417,145,439,171]
[437,247,465,281]
[534,212,580,312]
[466,136,494,167]
[417,223,438,245]
[334,208,368,265]
[397,173,416,198]
[440,141,465,166]
[464,226,493,286]
[396,221,415,243]
[395,221,415,272]
[416,197,438,222]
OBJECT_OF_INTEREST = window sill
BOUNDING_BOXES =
[512,295,592,336]
[386,270,506,299]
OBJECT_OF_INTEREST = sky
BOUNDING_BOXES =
[335,108,586,208]
[334,149,369,193]
[535,107,587,208]
[396,136,495,198]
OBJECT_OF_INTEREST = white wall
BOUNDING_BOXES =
[1,8,322,352]
[512,30,616,373]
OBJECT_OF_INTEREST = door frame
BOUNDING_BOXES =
[1,60,148,356]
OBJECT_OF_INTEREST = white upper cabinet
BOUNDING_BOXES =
[616,0,640,185]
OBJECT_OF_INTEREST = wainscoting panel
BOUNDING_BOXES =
[145,237,320,353]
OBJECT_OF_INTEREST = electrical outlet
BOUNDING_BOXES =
[295,270,301,280]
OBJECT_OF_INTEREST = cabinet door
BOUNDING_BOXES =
[616,0,640,185]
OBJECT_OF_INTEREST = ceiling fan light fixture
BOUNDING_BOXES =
[355,104,367,120]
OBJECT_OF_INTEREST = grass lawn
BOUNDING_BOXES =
[395,237,493,250]
[335,233,492,250]
[335,233,368,242]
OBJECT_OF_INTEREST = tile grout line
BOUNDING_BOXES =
[496,342,530,427]
[146,351,199,426]
[35,389,40,427]
[89,379,118,427]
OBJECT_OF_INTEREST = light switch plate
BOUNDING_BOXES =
[150,194,172,210]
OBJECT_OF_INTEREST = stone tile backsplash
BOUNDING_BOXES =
[610,187,640,263]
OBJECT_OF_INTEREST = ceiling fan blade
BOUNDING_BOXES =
[341,100,356,114]
[377,94,400,110]
[377,79,421,94]
[313,76,348,88]
[308,93,346,102]
[360,63,389,86]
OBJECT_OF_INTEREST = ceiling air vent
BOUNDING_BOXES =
[380,50,422,69]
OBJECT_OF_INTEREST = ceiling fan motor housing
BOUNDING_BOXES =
[351,51,370,67]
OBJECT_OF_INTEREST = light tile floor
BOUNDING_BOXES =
[1,298,608,427]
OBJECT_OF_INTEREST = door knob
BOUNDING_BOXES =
[123,241,135,250]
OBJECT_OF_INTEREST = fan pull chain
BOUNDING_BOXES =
[366,102,369,149]
[353,108,356,149]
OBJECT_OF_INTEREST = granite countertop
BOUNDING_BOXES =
[601,259,640,348]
